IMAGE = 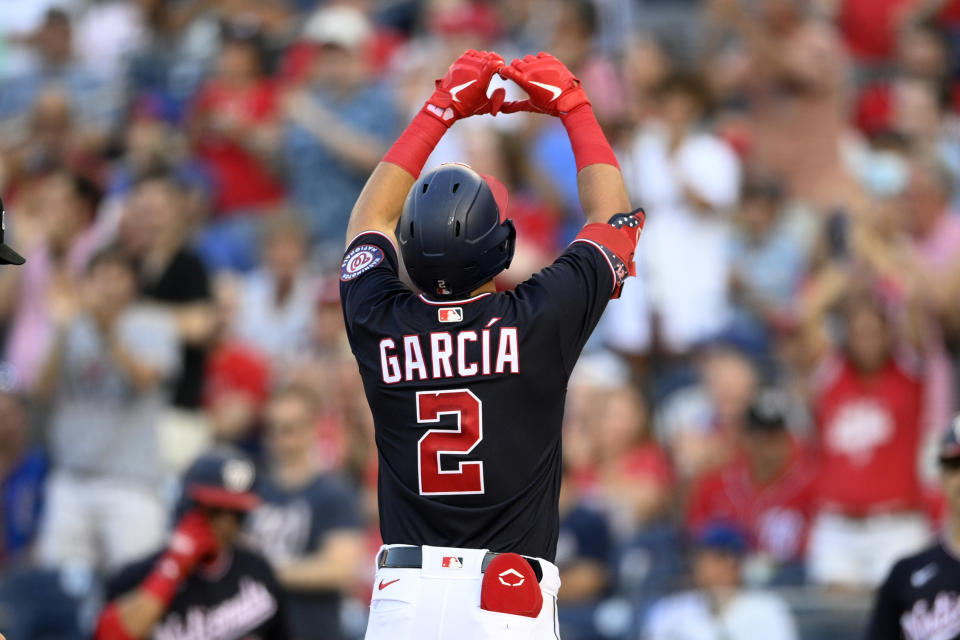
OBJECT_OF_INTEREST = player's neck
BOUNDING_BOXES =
[470,280,497,296]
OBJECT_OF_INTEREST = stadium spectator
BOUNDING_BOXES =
[0,90,107,196]
[247,386,365,640]
[901,157,960,319]
[727,177,812,360]
[1,171,103,391]
[279,5,399,259]
[0,391,46,567]
[556,463,613,604]
[803,280,931,589]
[105,93,211,210]
[121,171,216,473]
[577,384,672,538]
[204,340,271,448]
[656,345,759,480]
[234,215,317,371]
[191,25,283,272]
[611,71,740,359]
[547,0,625,124]
[0,8,121,146]
[643,522,798,640]
[687,390,817,584]
[708,0,859,212]
[96,449,290,640]
[33,249,178,571]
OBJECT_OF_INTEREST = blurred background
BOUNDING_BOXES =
[1,0,959,638]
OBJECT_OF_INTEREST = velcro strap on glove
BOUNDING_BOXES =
[575,208,645,298]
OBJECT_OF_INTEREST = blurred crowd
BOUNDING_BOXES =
[1,0,960,638]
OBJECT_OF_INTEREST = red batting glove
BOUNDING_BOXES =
[424,49,507,126]
[141,509,219,606]
[498,52,590,116]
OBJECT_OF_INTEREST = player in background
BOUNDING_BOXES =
[864,415,960,640]
[0,197,25,265]
[340,49,644,639]
[95,450,290,640]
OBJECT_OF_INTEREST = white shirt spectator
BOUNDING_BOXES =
[234,268,317,367]
[643,590,798,640]
[605,124,740,353]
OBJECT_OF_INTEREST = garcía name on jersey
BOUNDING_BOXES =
[378,322,519,384]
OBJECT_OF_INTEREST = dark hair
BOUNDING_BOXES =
[654,70,713,113]
[570,0,599,37]
[86,247,136,276]
[741,176,785,205]
[840,290,890,332]
[43,7,70,28]
[133,167,185,193]
[52,170,103,219]
[220,20,268,75]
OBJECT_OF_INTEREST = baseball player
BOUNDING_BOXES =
[95,450,290,640]
[340,49,644,639]
[0,197,25,265]
[864,415,960,640]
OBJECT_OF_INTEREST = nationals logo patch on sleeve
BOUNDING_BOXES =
[341,244,384,281]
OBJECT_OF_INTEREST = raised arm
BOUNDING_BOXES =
[499,53,640,298]
[344,49,507,245]
[498,53,630,223]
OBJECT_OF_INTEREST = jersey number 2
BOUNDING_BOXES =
[417,389,484,495]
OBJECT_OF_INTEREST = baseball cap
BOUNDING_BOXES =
[694,522,748,556]
[182,449,260,512]
[939,414,960,464]
[745,388,789,433]
[0,198,25,265]
[303,6,372,50]
[204,343,270,410]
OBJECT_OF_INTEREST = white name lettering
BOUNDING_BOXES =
[379,328,519,383]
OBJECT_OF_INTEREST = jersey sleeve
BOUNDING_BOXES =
[513,240,625,374]
[339,231,408,333]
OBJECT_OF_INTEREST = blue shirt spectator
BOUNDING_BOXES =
[0,9,122,137]
[282,83,398,249]
[281,7,400,258]
[0,392,46,565]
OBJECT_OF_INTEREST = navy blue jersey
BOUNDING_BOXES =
[865,540,960,640]
[247,472,361,640]
[105,547,289,640]
[340,230,624,561]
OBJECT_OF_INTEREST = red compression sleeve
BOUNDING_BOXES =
[561,105,619,172]
[95,604,135,640]
[382,108,448,178]
[140,554,189,607]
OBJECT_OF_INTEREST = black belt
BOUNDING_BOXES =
[378,546,544,582]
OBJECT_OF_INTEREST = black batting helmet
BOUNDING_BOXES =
[398,163,515,299]
[0,198,25,265]
[176,449,260,518]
